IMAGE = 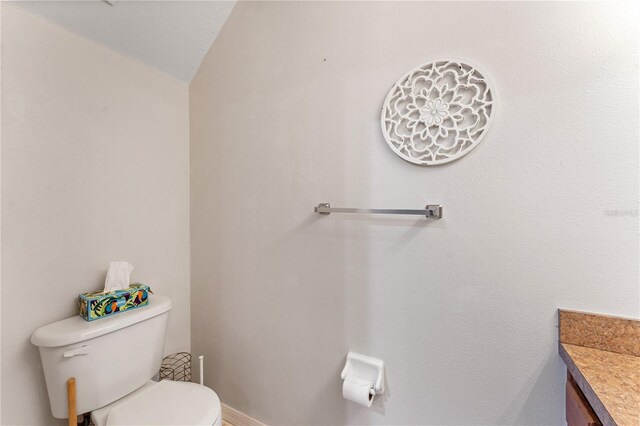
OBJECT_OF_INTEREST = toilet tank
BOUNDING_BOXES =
[31,294,172,419]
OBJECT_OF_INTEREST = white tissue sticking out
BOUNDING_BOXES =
[104,261,134,293]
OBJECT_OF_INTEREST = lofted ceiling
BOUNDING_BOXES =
[12,0,236,82]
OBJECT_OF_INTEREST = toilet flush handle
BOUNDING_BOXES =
[64,345,88,358]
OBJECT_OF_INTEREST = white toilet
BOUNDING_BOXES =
[31,295,222,426]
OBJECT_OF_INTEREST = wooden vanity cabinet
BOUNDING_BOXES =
[566,372,601,426]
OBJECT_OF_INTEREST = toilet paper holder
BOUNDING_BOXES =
[340,352,385,396]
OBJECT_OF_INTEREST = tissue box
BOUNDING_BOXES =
[78,283,150,321]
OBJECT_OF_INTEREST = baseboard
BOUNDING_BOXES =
[222,403,265,426]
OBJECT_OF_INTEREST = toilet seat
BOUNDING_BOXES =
[91,380,221,426]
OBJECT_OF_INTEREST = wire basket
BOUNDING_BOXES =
[159,352,191,382]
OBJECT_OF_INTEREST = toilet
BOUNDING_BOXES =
[31,295,222,425]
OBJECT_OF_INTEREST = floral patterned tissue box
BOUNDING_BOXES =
[78,283,150,321]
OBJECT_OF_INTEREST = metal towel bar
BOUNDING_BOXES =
[314,203,442,219]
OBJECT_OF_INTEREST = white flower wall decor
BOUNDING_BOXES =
[381,59,496,165]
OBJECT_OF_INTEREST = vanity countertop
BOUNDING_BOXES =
[558,309,640,426]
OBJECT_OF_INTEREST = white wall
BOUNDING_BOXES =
[190,1,639,424]
[1,5,191,425]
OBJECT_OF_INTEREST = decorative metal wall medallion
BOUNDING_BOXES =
[381,59,496,165]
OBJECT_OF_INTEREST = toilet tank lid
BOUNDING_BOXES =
[31,294,172,348]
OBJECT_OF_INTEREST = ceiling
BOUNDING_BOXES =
[12,0,236,82]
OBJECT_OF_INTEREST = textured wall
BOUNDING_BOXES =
[1,5,191,424]
[189,1,639,424]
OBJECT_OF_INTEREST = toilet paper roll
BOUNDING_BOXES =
[342,376,374,407]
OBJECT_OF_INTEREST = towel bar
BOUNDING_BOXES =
[314,203,442,219]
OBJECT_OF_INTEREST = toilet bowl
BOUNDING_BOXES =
[91,380,222,426]
[31,295,221,425]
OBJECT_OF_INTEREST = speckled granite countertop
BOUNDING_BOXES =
[559,310,640,426]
